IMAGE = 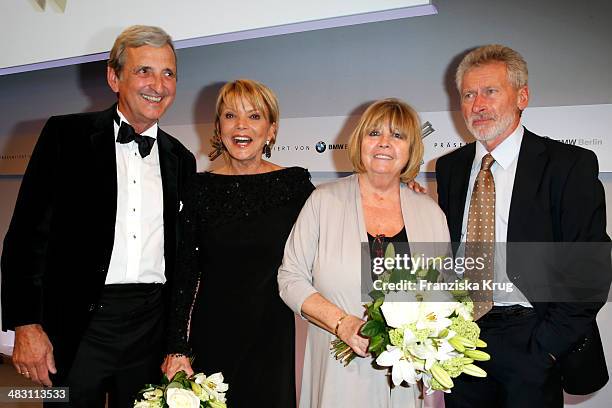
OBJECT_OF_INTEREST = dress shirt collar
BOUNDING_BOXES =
[473,123,524,171]
[115,107,158,139]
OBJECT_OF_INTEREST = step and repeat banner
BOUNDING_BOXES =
[1,104,611,175]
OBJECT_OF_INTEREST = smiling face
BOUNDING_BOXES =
[360,123,410,179]
[460,61,529,150]
[107,44,177,133]
[217,97,277,165]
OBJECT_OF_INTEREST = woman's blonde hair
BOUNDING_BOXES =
[347,98,423,183]
[214,79,279,144]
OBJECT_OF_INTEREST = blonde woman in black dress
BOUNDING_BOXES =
[163,79,314,407]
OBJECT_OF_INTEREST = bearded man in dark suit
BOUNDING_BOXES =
[1,25,196,407]
[436,44,610,408]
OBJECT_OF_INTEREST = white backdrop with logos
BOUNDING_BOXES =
[160,103,612,174]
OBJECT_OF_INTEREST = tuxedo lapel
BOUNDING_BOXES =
[157,130,179,276]
[448,143,475,243]
[90,107,118,228]
[157,130,179,215]
[507,129,548,242]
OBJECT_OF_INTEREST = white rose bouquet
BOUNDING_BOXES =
[134,370,228,408]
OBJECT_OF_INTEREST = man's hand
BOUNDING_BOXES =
[408,180,427,194]
[12,324,56,386]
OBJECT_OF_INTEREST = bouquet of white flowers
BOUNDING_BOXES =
[134,371,228,408]
[331,249,490,394]
[377,295,489,393]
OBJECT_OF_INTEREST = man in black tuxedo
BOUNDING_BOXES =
[1,25,195,407]
[436,44,610,407]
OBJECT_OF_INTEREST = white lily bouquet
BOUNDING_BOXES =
[134,370,228,408]
[375,295,489,394]
[331,248,491,394]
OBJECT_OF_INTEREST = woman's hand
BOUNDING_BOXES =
[161,354,194,380]
[337,315,370,357]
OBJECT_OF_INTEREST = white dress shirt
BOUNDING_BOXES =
[105,109,166,284]
[460,124,531,306]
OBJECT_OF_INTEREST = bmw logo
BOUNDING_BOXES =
[315,141,326,153]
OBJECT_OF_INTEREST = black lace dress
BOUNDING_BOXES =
[167,167,314,408]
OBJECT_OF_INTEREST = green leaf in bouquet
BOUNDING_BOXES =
[372,296,384,310]
[384,242,396,272]
[369,333,384,353]
[166,381,183,390]
[366,297,385,322]
[368,289,386,302]
[368,306,384,323]
[167,371,192,390]
[388,269,400,285]
[360,319,385,337]
[425,267,440,282]
[389,267,412,285]
[170,371,188,382]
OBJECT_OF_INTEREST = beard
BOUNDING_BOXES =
[466,111,515,142]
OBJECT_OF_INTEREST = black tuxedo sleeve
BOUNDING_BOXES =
[1,116,61,330]
[534,148,611,358]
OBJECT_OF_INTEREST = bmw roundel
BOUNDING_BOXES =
[315,141,326,153]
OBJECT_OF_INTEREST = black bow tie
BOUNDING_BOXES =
[114,113,156,158]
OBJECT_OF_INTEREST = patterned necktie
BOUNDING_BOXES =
[116,121,156,158]
[466,153,495,320]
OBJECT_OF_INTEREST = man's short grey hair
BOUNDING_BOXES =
[108,25,176,77]
[455,44,528,91]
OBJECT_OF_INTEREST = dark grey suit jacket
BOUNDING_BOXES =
[436,128,611,394]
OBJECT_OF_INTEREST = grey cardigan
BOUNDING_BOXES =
[279,174,451,317]
[278,174,450,408]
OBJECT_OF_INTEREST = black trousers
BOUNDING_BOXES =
[444,306,563,408]
[46,284,164,408]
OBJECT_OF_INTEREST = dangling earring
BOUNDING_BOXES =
[263,140,271,158]
[208,130,226,161]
